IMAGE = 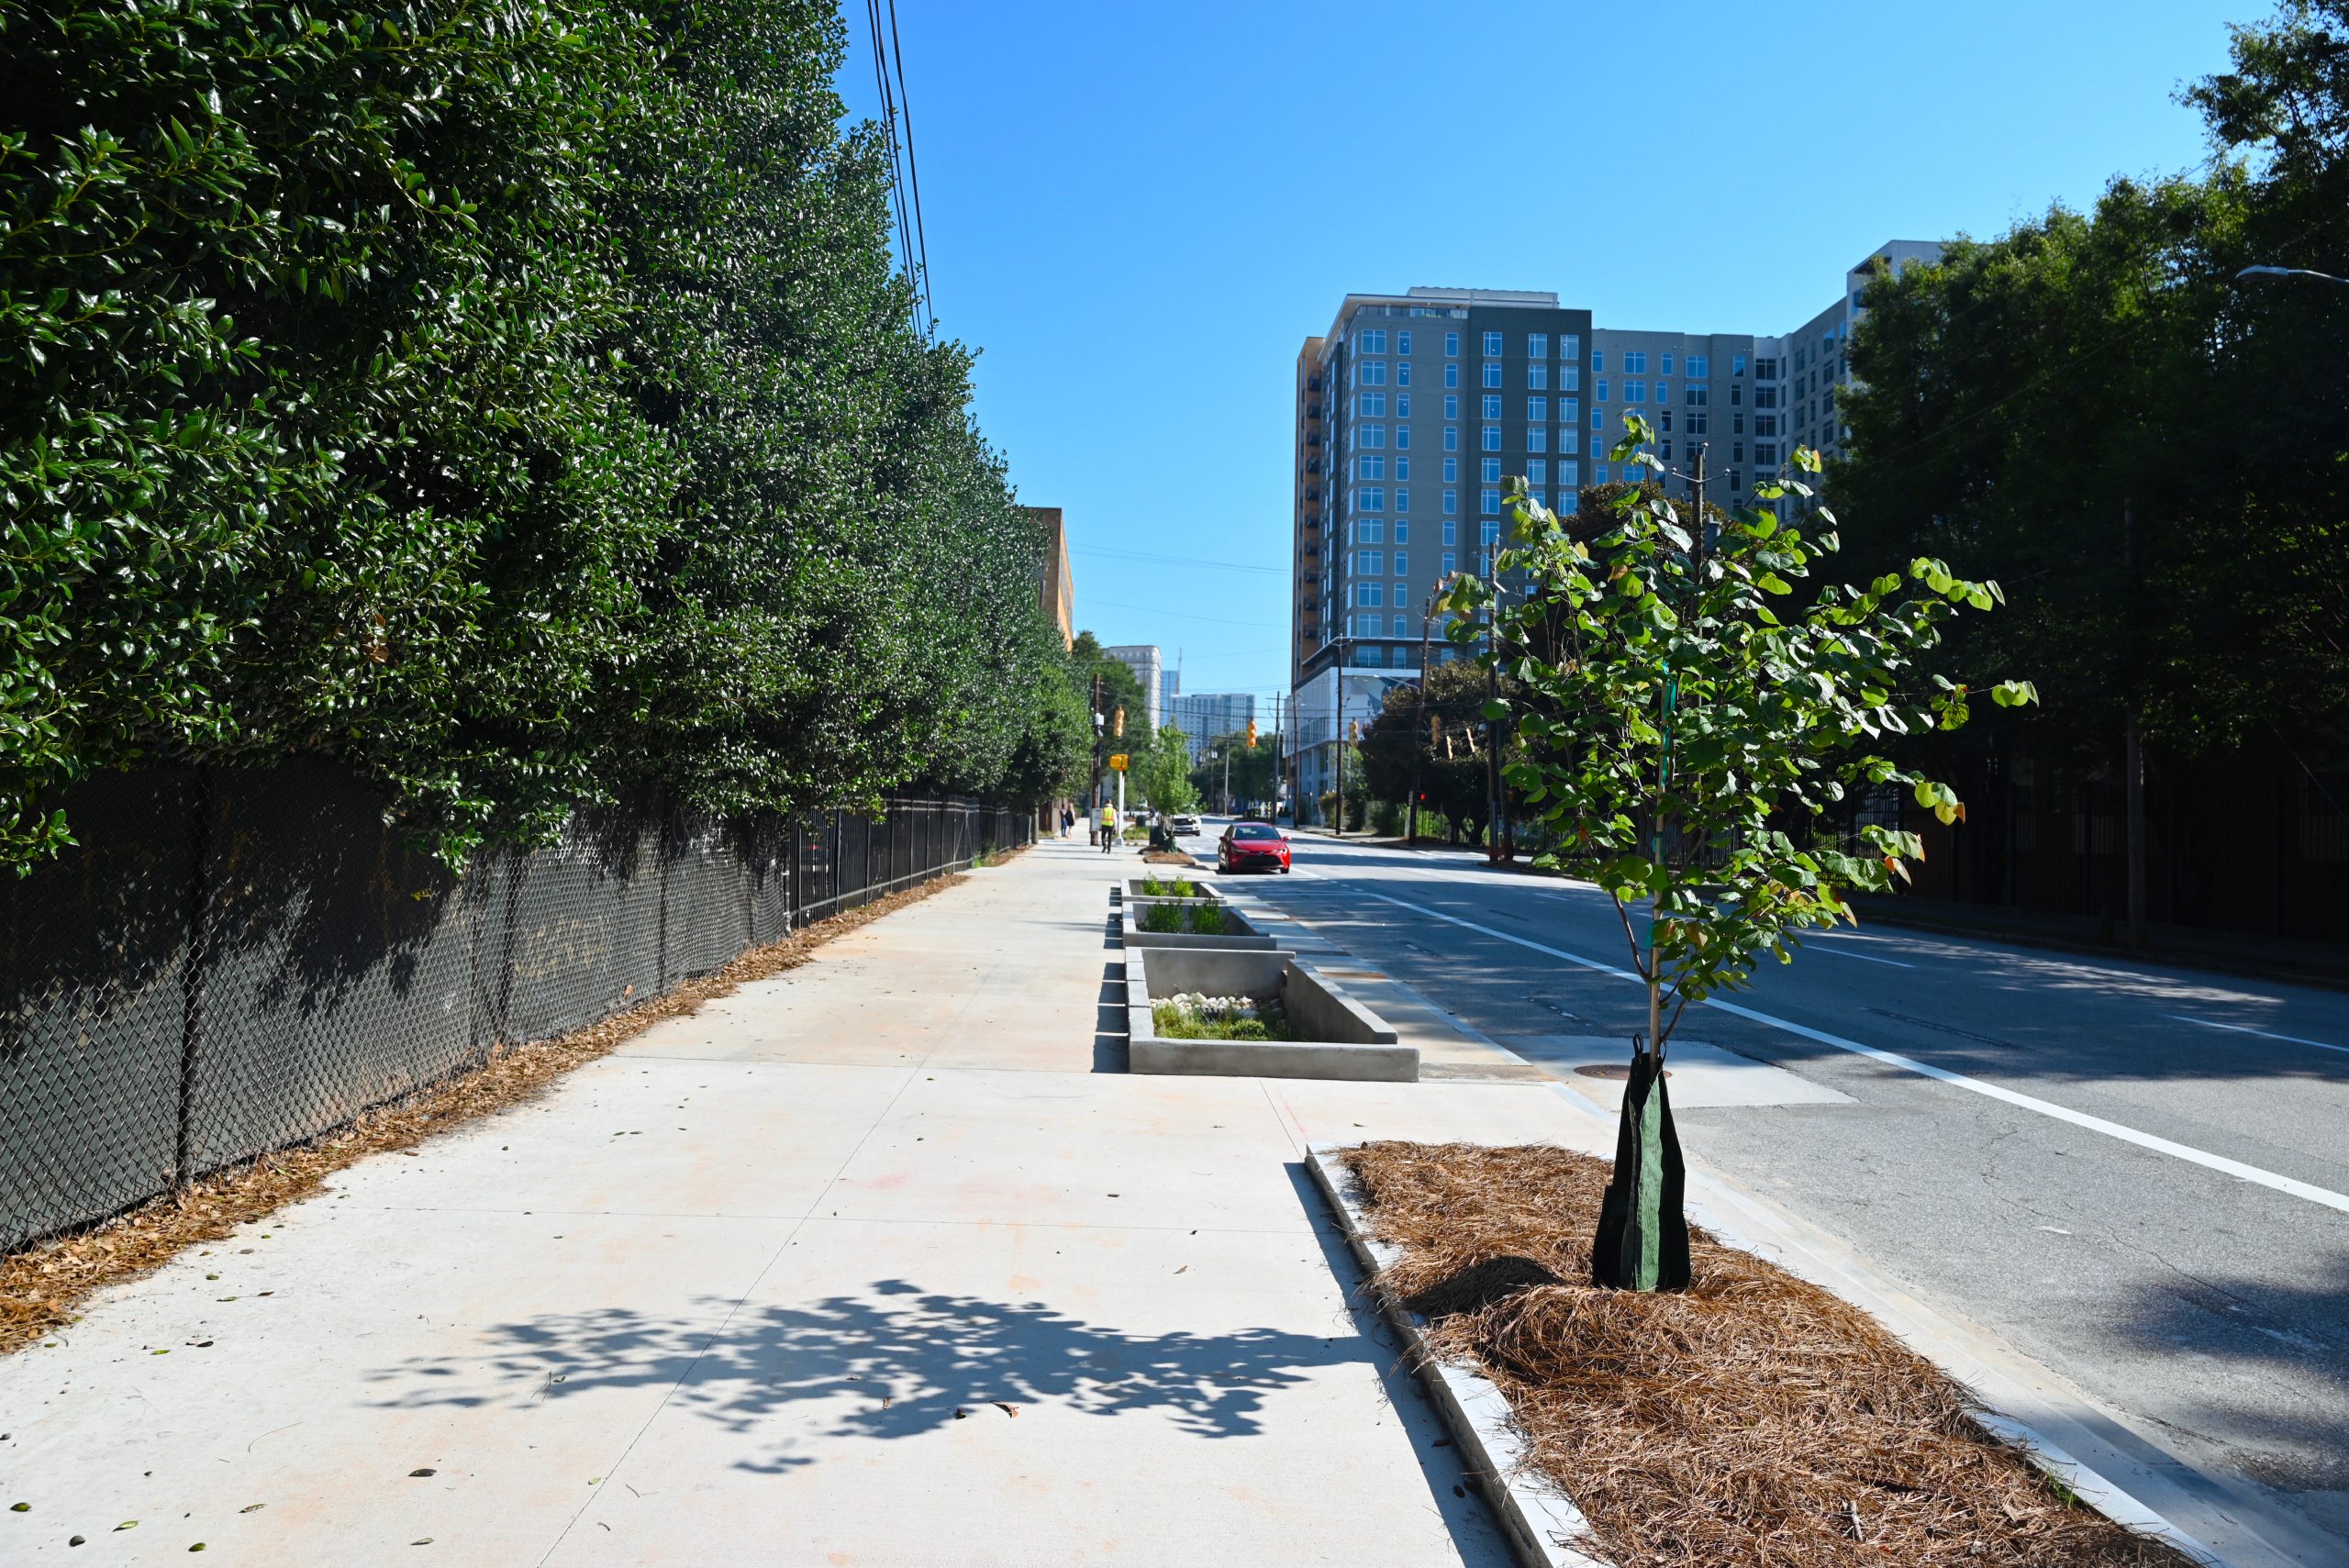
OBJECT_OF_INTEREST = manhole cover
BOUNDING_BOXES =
[1573,1063,1672,1081]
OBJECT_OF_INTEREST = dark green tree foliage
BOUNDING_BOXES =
[1355,659,1512,842]
[1836,2,2349,768]
[0,0,1084,867]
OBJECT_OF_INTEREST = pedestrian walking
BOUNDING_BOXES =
[1060,805,1074,839]
[1098,801,1117,853]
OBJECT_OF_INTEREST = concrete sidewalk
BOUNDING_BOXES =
[1,838,1610,1566]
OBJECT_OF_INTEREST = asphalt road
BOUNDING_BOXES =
[1200,818,2349,1565]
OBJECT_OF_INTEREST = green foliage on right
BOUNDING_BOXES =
[0,0,1087,869]
[1835,1,2349,770]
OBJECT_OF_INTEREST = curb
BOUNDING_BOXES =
[1308,1140,2239,1568]
[1306,1145,1609,1568]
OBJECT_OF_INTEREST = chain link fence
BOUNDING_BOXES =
[0,763,1030,1251]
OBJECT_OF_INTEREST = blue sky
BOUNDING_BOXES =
[838,0,2250,717]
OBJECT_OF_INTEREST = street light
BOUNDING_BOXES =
[2233,264,2349,287]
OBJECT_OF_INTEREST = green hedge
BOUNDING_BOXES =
[0,0,1086,868]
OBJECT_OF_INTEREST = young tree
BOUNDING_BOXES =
[1134,723,1199,815]
[1445,426,2033,1289]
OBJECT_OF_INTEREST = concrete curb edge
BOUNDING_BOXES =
[1305,1143,1610,1568]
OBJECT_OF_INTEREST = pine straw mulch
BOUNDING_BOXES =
[1,872,969,1357]
[1339,1142,2188,1568]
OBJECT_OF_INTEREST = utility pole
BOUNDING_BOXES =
[1483,530,1505,863]
[1408,583,1441,844]
[2124,495,2147,948]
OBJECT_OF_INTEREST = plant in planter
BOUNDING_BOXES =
[1441,423,2034,1290]
[1151,993,1291,1040]
[1139,873,1199,899]
[1137,900,1228,936]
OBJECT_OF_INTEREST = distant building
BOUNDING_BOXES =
[1023,506,1074,649]
[1287,247,1945,815]
[1167,693,1255,763]
[1102,644,1163,731]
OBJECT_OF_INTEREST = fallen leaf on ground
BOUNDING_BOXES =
[993,1403,1018,1418]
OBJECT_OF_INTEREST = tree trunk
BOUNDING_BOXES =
[2126,718,2148,947]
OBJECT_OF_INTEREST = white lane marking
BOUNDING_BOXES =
[2168,1014,2349,1058]
[1798,942,1916,970]
[1360,890,2349,1216]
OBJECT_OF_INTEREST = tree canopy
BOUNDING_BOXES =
[1835,1,2349,772]
[0,0,1087,868]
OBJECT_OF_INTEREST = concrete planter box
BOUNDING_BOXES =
[1121,877,1220,903]
[1119,897,1279,951]
[1124,947,1417,1082]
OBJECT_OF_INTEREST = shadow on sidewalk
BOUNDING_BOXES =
[1094,959,1129,1073]
[369,1282,1364,1472]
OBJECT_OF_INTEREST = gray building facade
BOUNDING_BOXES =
[1167,692,1255,763]
[1287,244,1945,818]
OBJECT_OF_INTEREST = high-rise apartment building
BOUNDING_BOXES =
[1287,246,1943,821]
[1167,693,1256,763]
[1102,644,1163,732]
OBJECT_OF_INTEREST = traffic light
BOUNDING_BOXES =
[1245,718,1258,749]
[1113,707,1124,739]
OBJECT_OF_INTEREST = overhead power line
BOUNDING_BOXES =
[861,0,932,337]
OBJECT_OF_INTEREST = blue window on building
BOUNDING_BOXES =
[1360,361,1386,385]
[1394,550,1408,575]
[1397,330,1412,354]
[1360,486,1385,511]
[1625,351,1647,373]
[1361,424,1386,448]
[1442,457,1458,482]
[1527,428,1545,452]
[1359,328,1386,353]
[1395,520,1408,542]
[1395,425,1409,450]
[1442,550,1457,574]
[1529,333,1549,358]
[1443,395,1458,419]
[1483,331,1502,354]
[1481,427,1501,451]
[1687,355,1709,379]
[1442,520,1458,546]
[1360,550,1385,575]
[1356,455,1383,479]
[1591,350,1605,372]
[1481,362,1502,388]
[1594,463,1609,483]
[1479,488,1500,515]
[1360,583,1384,606]
[1528,459,1547,485]
[1481,458,1501,483]
[1481,520,1501,543]
[1444,363,1459,389]
[1444,332,1459,357]
[1625,381,1644,404]
[1443,427,1458,451]
[1395,488,1409,511]
[1397,361,1412,386]
[1591,406,1605,430]
[1481,394,1501,418]
[1561,461,1579,487]
[1392,614,1408,636]
[1396,457,1410,479]
[1442,489,1457,515]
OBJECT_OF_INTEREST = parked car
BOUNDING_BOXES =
[1217,820,1291,874]
[1170,813,1201,836]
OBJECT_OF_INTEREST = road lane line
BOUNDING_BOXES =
[2167,1015,2349,1058]
[1358,889,2349,1216]
[1800,943,1916,969]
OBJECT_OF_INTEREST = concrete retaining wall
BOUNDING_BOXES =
[1124,948,1415,1082]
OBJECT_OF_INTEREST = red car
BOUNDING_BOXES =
[1218,820,1291,873]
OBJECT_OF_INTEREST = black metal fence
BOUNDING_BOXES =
[1879,749,2349,946]
[0,762,1030,1251]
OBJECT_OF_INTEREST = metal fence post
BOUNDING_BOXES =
[173,766,217,1185]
